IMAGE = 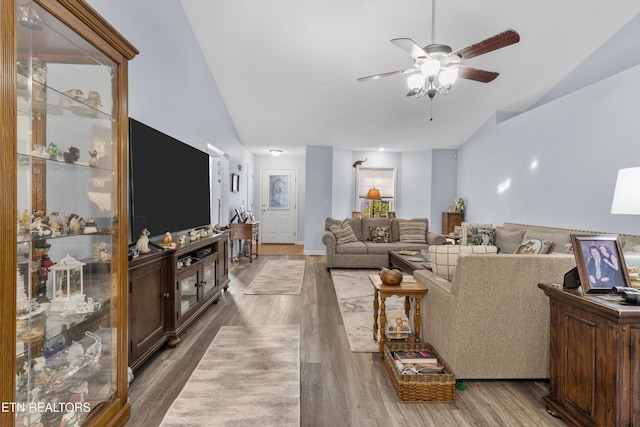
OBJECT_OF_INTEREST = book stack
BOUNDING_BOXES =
[392,350,444,374]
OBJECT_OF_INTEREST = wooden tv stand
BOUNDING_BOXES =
[128,232,229,371]
[538,283,640,427]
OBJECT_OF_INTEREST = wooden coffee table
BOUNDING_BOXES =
[388,250,431,275]
[369,274,427,358]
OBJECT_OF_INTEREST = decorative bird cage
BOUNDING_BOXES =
[50,254,86,312]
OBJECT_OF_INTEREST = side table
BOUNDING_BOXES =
[369,274,427,358]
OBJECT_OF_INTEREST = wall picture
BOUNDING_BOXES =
[231,173,240,192]
[571,234,630,294]
[268,175,289,208]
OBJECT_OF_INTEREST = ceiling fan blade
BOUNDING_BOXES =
[458,66,499,83]
[449,29,520,61]
[357,68,417,82]
[391,38,429,60]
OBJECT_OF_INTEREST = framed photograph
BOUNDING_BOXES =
[352,211,363,218]
[388,211,396,219]
[231,173,240,192]
[571,234,630,294]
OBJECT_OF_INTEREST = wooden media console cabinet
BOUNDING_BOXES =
[128,232,229,371]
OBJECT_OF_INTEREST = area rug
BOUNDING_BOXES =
[160,325,300,426]
[244,259,305,295]
[330,269,406,353]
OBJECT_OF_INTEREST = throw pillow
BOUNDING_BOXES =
[468,226,495,245]
[514,238,552,254]
[328,221,358,244]
[398,220,427,243]
[429,245,498,281]
[494,226,526,254]
[369,226,390,243]
[461,222,492,245]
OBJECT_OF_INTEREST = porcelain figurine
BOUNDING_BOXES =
[178,235,186,245]
[63,146,80,164]
[60,89,84,109]
[136,228,151,253]
[47,142,58,160]
[88,149,98,167]
[161,232,175,248]
[67,214,84,234]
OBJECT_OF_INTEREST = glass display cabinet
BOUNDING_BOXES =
[1,1,137,425]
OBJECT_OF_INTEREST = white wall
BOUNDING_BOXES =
[88,0,253,230]
[458,64,640,236]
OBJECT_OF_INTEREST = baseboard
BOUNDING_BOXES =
[303,249,325,256]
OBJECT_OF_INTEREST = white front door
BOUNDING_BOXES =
[260,169,297,243]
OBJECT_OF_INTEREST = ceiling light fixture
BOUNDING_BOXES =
[269,149,282,157]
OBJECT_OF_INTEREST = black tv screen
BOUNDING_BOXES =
[129,118,210,242]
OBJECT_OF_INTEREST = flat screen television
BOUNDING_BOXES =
[129,118,210,242]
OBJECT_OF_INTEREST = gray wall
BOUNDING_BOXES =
[304,146,333,254]
[458,64,640,236]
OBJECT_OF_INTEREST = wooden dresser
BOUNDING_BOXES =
[538,283,640,427]
[442,212,464,234]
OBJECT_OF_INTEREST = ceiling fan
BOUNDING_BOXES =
[357,0,520,101]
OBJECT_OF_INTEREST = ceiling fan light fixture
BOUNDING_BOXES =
[269,149,283,157]
[420,59,441,80]
[407,73,426,90]
[438,67,458,87]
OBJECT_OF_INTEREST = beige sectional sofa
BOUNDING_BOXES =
[321,217,446,269]
[413,222,640,380]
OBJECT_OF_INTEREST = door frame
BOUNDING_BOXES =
[259,168,298,244]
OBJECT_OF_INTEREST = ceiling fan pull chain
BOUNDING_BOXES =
[430,100,434,121]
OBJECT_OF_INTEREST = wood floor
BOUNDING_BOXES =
[127,255,567,427]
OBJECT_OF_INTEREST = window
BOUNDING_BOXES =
[356,167,396,217]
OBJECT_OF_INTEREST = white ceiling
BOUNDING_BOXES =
[181,0,640,155]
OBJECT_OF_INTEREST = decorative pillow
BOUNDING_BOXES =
[468,226,495,246]
[369,226,390,243]
[429,245,498,281]
[522,230,570,253]
[461,222,492,245]
[514,238,552,254]
[494,226,526,254]
[328,221,358,244]
[398,220,427,243]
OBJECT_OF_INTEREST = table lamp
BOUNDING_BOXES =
[611,167,640,215]
[366,187,381,217]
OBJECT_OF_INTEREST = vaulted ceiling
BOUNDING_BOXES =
[181,0,640,155]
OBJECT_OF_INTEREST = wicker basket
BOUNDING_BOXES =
[383,342,456,402]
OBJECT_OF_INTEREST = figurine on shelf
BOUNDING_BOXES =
[136,228,151,254]
[60,89,83,109]
[178,235,186,246]
[49,211,63,236]
[84,90,102,110]
[88,149,98,167]
[67,214,84,234]
[161,231,175,249]
[189,228,199,242]
[47,142,58,160]
[63,146,80,164]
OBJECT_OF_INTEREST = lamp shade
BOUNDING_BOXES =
[366,188,381,200]
[611,167,640,214]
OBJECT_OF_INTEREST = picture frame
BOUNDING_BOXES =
[388,211,396,219]
[571,234,630,294]
[231,173,240,192]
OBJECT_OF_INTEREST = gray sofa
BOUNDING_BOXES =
[321,217,446,269]
[413,222,640,380]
